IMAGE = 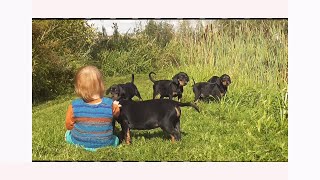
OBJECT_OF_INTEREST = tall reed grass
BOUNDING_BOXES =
[167,20,287,91]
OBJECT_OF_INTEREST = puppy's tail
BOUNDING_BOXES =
[149,72,156,83]
[192,78,196,86]
[177,102,200,113]
[131,74,134,83]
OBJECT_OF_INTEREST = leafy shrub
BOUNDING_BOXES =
[32,20,96,103]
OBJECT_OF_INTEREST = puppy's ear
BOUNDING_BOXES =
[183,73,190,82]
[106,87,111,95]
[172,74,179,84]
[186,75,190,82]
[118,86,125,95]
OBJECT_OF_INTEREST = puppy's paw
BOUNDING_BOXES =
[113,100,122,107]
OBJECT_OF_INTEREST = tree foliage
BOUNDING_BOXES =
[32,20,96,103]
[144,20,175,48]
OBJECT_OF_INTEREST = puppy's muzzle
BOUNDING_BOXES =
[110,90,120,100]
[222,80,231,86]
[179,80,188,86]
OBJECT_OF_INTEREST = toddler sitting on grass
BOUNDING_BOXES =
[65,65,121,151]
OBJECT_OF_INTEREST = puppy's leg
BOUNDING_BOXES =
[136,93,143,101]
[126,128,131,145]
[153,91,158,99]
[170,135,175,143]
[194,92,201,102]
[152,85,158,99]
[193,87,201,102]
[120,120,131,144]
[174,120,181,141]
[169,129,181,143]
[161,116,179,143]
[177,94,182,102]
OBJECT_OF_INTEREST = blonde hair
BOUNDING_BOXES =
[74,65,105,102]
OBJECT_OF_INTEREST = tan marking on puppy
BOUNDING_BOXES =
[170,135,175,143]
[220,92,224,96]
[126,130,131,144]
[222,81,227,86]
[178,80,185,86]
[175,107,180,117]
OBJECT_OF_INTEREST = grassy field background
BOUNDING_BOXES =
[32,70,288,161]
[32,20,287,161]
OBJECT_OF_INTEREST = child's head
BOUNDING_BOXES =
[74,65,105,102]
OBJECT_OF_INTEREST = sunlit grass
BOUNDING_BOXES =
[32,70,287,161]
[32,20,287,161]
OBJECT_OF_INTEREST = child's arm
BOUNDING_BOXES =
[65,104,75,130]
[112,101,121,118]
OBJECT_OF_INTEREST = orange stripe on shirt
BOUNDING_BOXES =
[75,117,112,122]
[66,98,121,130]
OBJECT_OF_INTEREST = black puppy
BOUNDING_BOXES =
[172,72,190,87]
[106,74,143,101]
[207,76,219,83]
[207,74,231,95]
[115,99,200,144]
[192,78,224,102]
[149,72,189,102]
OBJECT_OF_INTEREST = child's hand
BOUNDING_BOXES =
[113,100,122,108]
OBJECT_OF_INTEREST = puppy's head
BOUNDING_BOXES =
[172,72,190,86]
[106,85,123,100]
[220,74,231,87]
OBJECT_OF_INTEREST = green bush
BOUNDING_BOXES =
[32,20,96,103]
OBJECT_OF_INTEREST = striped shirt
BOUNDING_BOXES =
[65,97,120,148]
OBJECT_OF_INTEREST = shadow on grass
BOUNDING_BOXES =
[114,128,188,142]
[132,130,188,140]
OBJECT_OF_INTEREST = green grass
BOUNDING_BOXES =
[32,20,287,161]
[32,70,288,161]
